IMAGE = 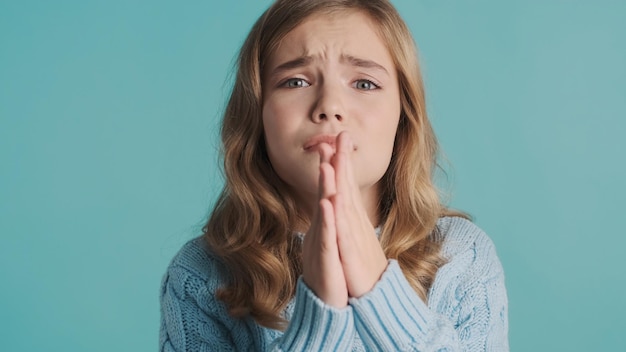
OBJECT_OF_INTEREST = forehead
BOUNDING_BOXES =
[266,11,395,70]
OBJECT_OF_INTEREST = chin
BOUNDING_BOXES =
[283,177,319,204]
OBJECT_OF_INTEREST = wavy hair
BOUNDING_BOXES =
[203,0,465,330]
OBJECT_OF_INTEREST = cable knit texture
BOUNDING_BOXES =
[160,216,509,351]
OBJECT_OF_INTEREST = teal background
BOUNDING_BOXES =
[1,0,624,350]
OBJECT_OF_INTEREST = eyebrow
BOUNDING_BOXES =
[270,54,389,76]
[271,56,313,75]
[341,54,389,76]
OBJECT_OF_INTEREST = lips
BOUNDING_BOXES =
[303,135,338,151]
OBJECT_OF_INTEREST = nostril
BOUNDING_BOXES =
[313,112,342,122]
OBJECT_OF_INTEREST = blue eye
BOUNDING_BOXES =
[354,79,379,90]
[283,78,310,88]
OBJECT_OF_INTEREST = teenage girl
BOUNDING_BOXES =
[160,0,509,350]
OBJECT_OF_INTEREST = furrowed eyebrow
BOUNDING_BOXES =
[271,56,313,75]
[269,54,389,77]
[341,54,389,76]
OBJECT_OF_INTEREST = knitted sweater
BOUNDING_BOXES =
[160,216,509,351]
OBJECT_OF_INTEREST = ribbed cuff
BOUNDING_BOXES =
[279,278,355,351]
[349,260,434,351]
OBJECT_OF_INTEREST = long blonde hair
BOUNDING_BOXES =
[203,0,464,330]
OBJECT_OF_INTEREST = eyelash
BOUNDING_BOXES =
[281,78,310,88]
[353,79,380,90]
[279,78,381,90]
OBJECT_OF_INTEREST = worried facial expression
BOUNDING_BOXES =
[262,11,402,210]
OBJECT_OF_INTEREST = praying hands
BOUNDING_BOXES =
[302,131,389,307]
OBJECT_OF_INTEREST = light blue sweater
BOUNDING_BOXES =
[160,216,509,351]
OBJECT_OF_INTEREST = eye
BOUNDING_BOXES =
[282,78,310,88]
[354,79,379,90]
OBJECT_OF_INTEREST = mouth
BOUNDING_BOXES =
[303,135,338,152]
[303,134,358,153]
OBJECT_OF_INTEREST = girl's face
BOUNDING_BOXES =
[262,10,401,214]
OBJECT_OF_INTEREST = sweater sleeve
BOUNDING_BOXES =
[160,264,355,352]
[273,278,355,351]
[348,239,508,351]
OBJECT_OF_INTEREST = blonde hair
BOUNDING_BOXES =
[203,0,465,330]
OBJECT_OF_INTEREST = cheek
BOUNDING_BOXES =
[261,101,279,139]
[262,98,300,138]
[359,100,401,142]
[359,102,400,166]
[262,111,287,155]
[261,100,302,172]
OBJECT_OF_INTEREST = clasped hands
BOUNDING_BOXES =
[302,131,389,308]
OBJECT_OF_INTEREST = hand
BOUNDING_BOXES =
[302,143,348,308]
[330,132,388,298]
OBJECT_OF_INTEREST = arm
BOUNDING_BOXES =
[274,278,355,351]
[314,133,508,350]
[160,264,356,352]
[349,238,508,351]
[161,137,360,351]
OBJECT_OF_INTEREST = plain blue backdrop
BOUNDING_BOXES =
[1,0,625,350]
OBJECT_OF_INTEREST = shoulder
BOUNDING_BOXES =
[166,236,224,279]
[436,216,500,265]
[160,236,229,312]
[431,217,509,347]
[160,237,250,349]
[432,216,505,292]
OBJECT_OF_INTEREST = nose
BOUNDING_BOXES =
[311,82,345,123]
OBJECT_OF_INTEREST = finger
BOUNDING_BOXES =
[319,199,339,261]
[331,134,355,233]
[332,132,352,197]
[319,198,337,251]
[317,143,334,199]
[318,142,333,164]
[304,198,348,308]
[343,135,359,195]
[319,142,336,197]
[331,192,348,243]
[320,162,337,199]
[338,133,364,209]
